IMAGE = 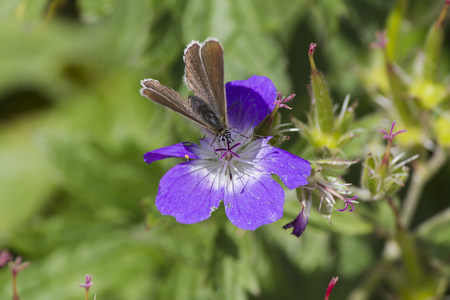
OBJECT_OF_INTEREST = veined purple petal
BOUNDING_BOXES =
[256,140,311,189]
[144,142,200,164]
[223,172,285,230]
[226,76,277,132]
[155,161,223,224]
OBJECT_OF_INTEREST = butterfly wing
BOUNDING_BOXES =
[200,39,227,126]
[140,79,216,132]
[184,39,227,127]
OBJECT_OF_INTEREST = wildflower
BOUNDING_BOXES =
[8,256,30,300]
[380,121,407,143]
[79,274,94,290]
[144,75,311,230]
[8,256,30,276]
[79,274,94,300]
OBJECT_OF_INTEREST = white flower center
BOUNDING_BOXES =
[188,135,269,191]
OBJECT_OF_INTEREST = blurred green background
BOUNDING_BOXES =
[0,0,449,299]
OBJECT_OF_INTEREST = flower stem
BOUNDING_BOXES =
[396,229,422,285]
[381,139,392,166]
[401,147,447,228]
[387,196,403,231]
[12,273,19,300]
[348,259,390,300]
[85,289,89,300]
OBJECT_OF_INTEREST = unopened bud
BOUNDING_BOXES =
[309,43,334,134]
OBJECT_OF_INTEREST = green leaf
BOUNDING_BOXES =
[0,115,54,238]
[415,207,450,246]
[180,0,291,92]
[337,235,374,278]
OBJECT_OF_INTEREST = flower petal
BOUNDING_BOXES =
[155,161,223,224]
[226,75,277,133]
[256,140,311,189]
[223,173,285,230]
[144,142,200,164]
[283,196,312,237]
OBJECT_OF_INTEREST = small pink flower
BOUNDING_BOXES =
[79,274,94,290]
[0,249,13,268]
[8,256,30,275]
[380,121,406,143]
[370,31,388,49]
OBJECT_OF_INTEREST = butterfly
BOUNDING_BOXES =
[140,38,232,143]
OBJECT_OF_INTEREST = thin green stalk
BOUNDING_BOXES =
[348,259,391,300]
[401,147,447,228]
[415,207,450,237]
[387,196,403,231]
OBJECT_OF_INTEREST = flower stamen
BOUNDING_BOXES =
[215,142,242,161]
[380,121,407,165]
[380,121,407,142]
[274,91,295,110]
[337,195,358,212]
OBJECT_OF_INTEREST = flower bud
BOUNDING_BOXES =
[410,1,450,109]
[294,44,357,155]
[423,0,449,80]
[309,43,334,134]
[361,153,382,197]
[314,157,359,171]
[361,122,417,200]
[384,163,410,197]
[283,189,312,237]
[254,92,294,142]
[385,0,408,62]
[254,105,282,138]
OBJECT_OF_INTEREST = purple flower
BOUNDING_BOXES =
[283,193,312,237]
[144,75,311,230]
